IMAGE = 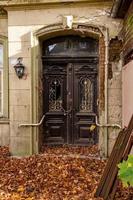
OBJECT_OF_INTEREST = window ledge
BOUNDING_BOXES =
[0,117,10,124]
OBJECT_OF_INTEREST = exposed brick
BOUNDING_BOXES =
[109,37,122,62]
[99,36,105,113]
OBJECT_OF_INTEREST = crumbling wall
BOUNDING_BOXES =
[107,37,123,155]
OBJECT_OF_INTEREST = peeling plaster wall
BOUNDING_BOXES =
[107,59,122,155]
[6,3,123,156]
[106,38,123,156]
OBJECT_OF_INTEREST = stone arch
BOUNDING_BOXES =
[35,23,104,40]
[32,22,107,154]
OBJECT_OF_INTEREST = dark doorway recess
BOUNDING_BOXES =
[42,35,99,145]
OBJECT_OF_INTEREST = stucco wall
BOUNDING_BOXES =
[0,18,8,37]
[7,3,122,156]
[0,123,9,146]
[122,60,133,127]
[0,17,9,147]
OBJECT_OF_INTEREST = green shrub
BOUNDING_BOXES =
[118,155,133,187]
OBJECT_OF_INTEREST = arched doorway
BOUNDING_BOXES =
[42,35,99,145]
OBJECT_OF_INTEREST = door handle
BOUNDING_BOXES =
[97,98,99,106]
[62,107,72,116]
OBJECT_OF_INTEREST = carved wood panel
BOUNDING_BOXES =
[73,63,98,145]
[43,62,98,145]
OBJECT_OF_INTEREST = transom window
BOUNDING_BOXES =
[43,35,98,57]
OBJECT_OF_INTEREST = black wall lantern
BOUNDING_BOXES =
[14,57,25,79]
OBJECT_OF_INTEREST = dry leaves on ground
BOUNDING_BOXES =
[0,146,132,200]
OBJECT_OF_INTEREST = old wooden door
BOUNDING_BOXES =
[42,36,98,145]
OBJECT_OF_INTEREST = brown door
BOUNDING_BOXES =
[73,62,98,145]
[43,60,98,145]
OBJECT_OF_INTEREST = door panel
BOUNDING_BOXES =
[73,63,98,144]
[43,62,98,145]
[43,64,67,144]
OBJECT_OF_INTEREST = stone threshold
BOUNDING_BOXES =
[41,153,103,160]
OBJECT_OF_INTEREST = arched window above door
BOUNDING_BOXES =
[42,35,99,57]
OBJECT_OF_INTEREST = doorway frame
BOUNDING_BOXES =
[31,22,109,155]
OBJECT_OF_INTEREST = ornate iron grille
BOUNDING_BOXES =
[79,78,93,112]
[49,78,62,111]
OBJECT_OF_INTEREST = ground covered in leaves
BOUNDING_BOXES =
[0,146,132,200]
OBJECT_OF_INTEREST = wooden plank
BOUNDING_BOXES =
[94,129,126,197]
[123,134,133,160]
[95,115,133,199]
[103,115,133,199]
[101,130,128,198]
[108,134,133,200]
[107,178,119,200]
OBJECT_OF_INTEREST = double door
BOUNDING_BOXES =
[43,61,98,145]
